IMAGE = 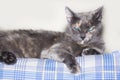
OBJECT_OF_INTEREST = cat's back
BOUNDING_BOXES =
[0,30,64,58]
[0,29,65,46]
[0,29,63,40]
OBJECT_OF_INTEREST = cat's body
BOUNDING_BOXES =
[0,7,105,74]
[0,30,83,57]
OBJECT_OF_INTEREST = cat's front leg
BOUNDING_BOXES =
[41,43,80,74]
[63,54,80,74]
[0,51,17,65]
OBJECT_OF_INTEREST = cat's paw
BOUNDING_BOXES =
[82,48,90,55]
[1,51,17,65]
[68,63,80,74]
[82,48,101,55]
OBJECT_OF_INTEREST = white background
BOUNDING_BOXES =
[0,0,120,52]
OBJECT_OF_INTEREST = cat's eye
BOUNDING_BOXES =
[73,27,81,31]
[89,26,95,31]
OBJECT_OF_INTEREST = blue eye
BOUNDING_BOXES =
[89,26,95,31]
[73,27,81,31]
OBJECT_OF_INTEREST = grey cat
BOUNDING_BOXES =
[0,7,104,74]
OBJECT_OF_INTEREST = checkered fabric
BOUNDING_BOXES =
[0,51,120,80]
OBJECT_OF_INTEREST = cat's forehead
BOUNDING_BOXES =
[72,12,93,29]
[77,12,93,24]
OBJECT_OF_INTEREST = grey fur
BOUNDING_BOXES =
[0,7,105,74]
[65,6,104,54]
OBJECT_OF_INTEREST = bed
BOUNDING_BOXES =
[0,51,120,80]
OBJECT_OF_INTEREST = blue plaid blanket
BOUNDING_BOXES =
[0,51,120,80]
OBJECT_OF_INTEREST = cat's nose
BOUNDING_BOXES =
[81,35,85,40]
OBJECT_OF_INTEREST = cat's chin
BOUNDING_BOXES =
[77,41,86,47]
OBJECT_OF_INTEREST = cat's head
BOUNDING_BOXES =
[65,7,103,46]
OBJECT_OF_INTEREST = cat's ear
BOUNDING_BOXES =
[92,6,103,23]
[65,7,76,23]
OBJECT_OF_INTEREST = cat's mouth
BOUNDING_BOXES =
[77,41,86,47]
[80,41,84,44]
